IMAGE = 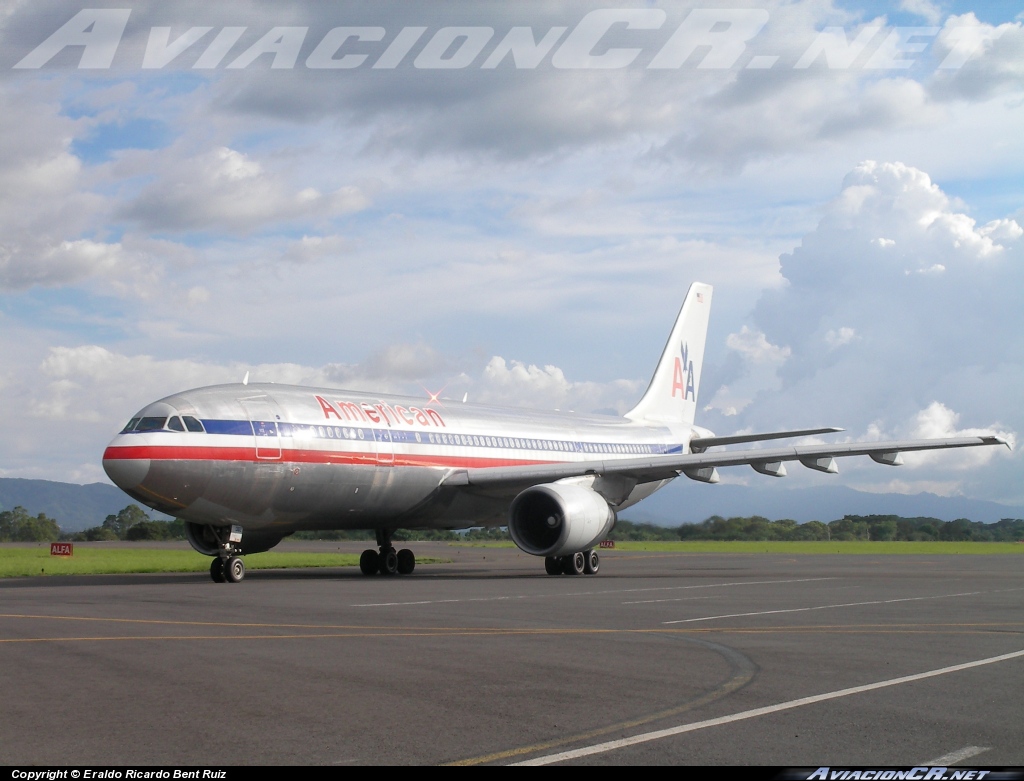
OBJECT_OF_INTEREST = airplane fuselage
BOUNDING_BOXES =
[102,383,699,536]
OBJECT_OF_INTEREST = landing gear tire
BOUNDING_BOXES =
[584,549,600,575]
[379,548,399,576]
[359,549,379,575]
[544,556,562,576]
[224,556,245,583]
[210,557,226,583]
[563,551,586,576]
[397,548,415,575]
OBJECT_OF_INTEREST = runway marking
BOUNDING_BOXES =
[351,577,836,607]
[510,649,1024,765]
[446,635,758,766]
[922,746,991,765]
[623,596,715,605]
[663,587,1024,624]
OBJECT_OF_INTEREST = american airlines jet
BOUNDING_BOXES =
[102,283,1006,583]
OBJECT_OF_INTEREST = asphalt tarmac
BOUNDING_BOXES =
[1,542,1022,766]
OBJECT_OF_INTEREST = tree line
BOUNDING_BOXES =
[2,505,1023,544]
[612,515,1024,542]
[0,505,185,542]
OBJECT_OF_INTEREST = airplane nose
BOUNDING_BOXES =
[102,447,150,492]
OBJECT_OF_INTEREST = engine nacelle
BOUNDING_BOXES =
[185,522,287,556]
[508,483,616,557]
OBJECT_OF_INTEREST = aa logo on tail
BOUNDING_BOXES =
[671,343,695,400]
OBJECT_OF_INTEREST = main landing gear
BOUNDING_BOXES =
[208,524,245,583]
[359,529,416,576]
[544,549,600,576]
[210,555,245,583]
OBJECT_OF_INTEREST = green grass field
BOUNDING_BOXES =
[455,540,1024,555]
[2,540,1021,577]
[0,547,372,578]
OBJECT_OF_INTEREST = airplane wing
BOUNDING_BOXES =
[442,435,1009,491]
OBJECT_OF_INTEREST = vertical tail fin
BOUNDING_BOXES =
[624,282,713,425]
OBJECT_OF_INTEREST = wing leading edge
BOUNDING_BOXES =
[442,435,1009,491]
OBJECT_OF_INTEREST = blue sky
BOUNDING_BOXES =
[0,1,1021,508]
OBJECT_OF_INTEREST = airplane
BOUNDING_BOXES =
[102,283,1008,583]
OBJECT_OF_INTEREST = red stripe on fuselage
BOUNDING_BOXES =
[102,445,560,470]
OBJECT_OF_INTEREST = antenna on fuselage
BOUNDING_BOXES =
[242,371,249,386]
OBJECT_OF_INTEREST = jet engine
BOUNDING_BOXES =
[185,522,288,556]
[508,483,615,557]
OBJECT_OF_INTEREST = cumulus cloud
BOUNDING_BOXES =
[703,326,790,416]
[707,160,1021,499]
[726,326,791,364]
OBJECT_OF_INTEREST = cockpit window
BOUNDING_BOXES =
[182,416,205,433]
[135,416,168,432]
[167,416,185,432]
[121,418,141,433]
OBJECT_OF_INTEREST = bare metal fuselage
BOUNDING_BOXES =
[102,383,691,535]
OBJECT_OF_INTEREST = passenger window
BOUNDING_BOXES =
[167,417,185,432]
[182,416,205,433]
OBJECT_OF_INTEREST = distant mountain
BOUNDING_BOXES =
[621,481,1024,525]
[0,478,167,532]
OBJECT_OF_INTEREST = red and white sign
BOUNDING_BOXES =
[50,542,73,557]
[599,539,615,549]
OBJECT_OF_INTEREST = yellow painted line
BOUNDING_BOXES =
[0,632,625,643]
[1,613,1021,636]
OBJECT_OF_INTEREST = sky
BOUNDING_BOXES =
[0,0,1021,508]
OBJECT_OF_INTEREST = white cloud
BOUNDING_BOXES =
[714,160,1021,499]
[979,218,1023,241]
[825,327,856,349]
[704,327,790,416]
[477,356,642,414]
[726,326,791,364]
[929,14,1024,99]
[119,146,370,232]
[899,0,944,25]
[282,234,350,264]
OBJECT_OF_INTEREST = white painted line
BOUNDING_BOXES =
[512,649,1024,765]
[664,590,990,624]
[353,578,836,608]
[623,596,715,605]
[923,746,991,765]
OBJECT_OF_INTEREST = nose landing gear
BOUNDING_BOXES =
[208,525,245,583]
